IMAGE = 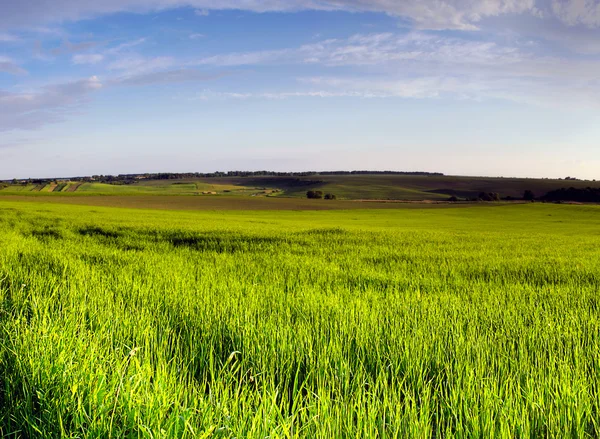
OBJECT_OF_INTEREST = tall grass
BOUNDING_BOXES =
[0,201,599,438]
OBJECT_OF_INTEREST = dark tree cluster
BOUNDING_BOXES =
[307,191,337,200]
[523,190,535,201]
[318,170,444,176]
[478,192,500,201]
[541,187,600,203]
[4,170,445,186]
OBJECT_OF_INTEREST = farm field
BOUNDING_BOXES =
[0,194,486,211]
[1,174,598,200]
[1,199,599,437]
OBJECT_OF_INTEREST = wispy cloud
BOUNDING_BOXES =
[104,38,147,55]
[0,32,19,42]
[108,55,175,75]
[193,49,290,66]
[72,53,104,64]
[110,69,227,86]
[552,0,600,27]
[185,29,600,108]
[0,0,547,32]
[0,56,27,75]
[0,76,102,132]
[193,89,394,100]
[190,32,525,69]
[50,39,97,56]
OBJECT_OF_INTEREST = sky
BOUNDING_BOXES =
[1,0,600,180]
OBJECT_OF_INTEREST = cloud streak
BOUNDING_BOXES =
[0,0,559,32]
[0,76,102,132]
[0,56,27,75]
[110,69,228,86]
[72,53,104,64]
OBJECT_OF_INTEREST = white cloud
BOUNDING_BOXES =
[194,8,210,16]
[189,33,205,39]
[105,38,147,55]
[552,0,600,27]
[193,49,290,66]
[186,30,600,108]
[72,53,104,64]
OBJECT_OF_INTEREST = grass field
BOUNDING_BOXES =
[1,199,599,437]
[1,174,597,200]
[0,195,480,211]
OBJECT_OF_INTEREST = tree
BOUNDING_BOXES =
[306,190,324,199]
[478,192,499,201]
[324,193,337,200]
[523,190,535,201]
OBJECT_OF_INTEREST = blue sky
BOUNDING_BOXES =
[1,0,600,180]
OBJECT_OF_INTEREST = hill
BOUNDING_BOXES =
[0,174,598,201]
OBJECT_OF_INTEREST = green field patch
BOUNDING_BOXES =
[0,184,36,192]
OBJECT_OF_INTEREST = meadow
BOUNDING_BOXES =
[0,199,599,438]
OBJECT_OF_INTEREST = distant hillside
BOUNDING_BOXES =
[1,174,598,201]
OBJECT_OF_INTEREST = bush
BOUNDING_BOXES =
[324,193,337,200]
[523,190,535,201]
[306,190,324,199]
[541,187,600,203]
[478,192,500,202]
[448,196,458,202]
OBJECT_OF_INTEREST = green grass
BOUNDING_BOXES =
[0,200,599,438]
[0,184,36,192]
[75,182,199,194]
[0,194,472,211]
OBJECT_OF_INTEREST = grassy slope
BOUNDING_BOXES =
[0,200,600,437]
[0,195,476,211]
[1,174,598,200]
[249,174,600,200]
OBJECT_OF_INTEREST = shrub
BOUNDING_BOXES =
[541,187,600,203]
[523,190,535,201]
[478,192,500,202]
[307,191,324,199]
[324,193,337,200]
